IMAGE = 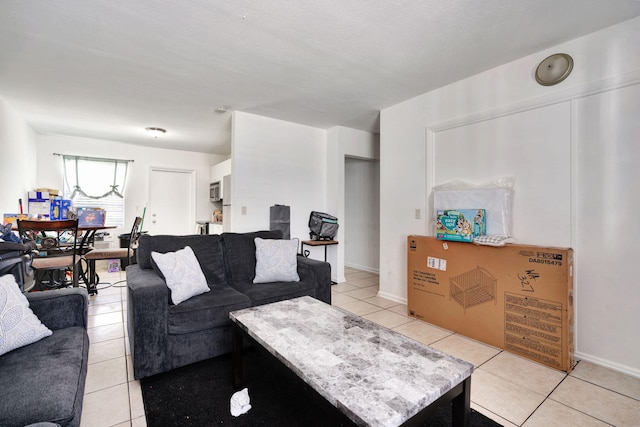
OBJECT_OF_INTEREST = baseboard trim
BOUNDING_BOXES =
[573,351,640,379]
[376,290,407,305]
[345,263,379,274]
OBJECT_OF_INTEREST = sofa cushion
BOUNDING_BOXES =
[152,246,210,305]
[167,285,251,335]
[231,279,316,307]
[0,274,52,356]
[137,235,227,287]
[0,326,88,427]
[222,230,283,285]
[254,238,300,284]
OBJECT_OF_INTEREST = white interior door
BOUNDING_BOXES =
[148,168,194,235]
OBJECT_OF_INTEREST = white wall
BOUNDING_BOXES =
[36,134,225,236]
[345,157,380,272]
[431,102,571,246]
[0,96,37,217]
[231,111,327,250]
[574,84,640,374]
[230,115,378,282]
[380,17,640,376]
[326,126,379,282]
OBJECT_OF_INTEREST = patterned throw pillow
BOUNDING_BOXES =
[0,274,52,356]
[472,235,515,247]
[253,238,300,284]
[151,246,210,305]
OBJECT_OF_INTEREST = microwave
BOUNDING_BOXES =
[210,181,221,202]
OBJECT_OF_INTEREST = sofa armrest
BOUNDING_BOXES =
[126,265,170,379]
[297,255,331,304]
[26,287,88,330]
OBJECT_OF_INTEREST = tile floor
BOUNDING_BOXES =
[80,267,640,427]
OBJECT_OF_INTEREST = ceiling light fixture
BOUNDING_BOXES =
[215,106,230,113]
[145,127,166,138]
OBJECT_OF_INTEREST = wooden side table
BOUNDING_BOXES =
[301,240,338,285]
[300,239,338,262]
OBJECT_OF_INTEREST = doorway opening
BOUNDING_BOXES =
[344,157,380,273]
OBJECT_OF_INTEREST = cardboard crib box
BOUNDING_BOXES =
[436,209,486,243]
[407,236,574,372]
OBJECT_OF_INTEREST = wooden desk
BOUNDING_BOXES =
[12,223,116,249]
[13,221,116,292]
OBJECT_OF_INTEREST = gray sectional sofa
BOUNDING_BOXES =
[0,287,89,427]
[127,230,331,379]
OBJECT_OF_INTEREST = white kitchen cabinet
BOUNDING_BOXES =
[210,159,231,184]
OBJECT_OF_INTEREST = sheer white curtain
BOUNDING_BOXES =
[63,155,129,198]
[61,155,131,227]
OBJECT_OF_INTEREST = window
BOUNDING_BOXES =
[61,155,131,227]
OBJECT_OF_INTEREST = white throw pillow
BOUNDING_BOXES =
[253,238,300,284]
[151,246,210,305]
[0,274,52,356]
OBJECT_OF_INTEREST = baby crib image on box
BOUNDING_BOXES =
[450,266,497,313]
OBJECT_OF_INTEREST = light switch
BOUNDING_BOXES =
[415,209,421,219]
[241,206,247,215]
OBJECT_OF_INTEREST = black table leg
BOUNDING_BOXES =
[233,328,244,390]
[88,259,98,295]
[452,376,471,427]
[78,230,98,294]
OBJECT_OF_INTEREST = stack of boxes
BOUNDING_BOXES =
[27,189,72,220]
[3,189,105,226]
[3,190,73,226]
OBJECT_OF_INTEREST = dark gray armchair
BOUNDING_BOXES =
[0,287,89,427]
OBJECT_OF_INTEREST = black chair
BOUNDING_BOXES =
[83,217,142,295]
[17,219,81,290]
[0,241,35,292]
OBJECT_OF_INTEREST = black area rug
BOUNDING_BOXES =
[141,348,502,426]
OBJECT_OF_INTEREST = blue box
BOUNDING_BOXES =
[61,199,72,219]
[50,197,62,220]
[77,208,106,227]
[436,209,486,243]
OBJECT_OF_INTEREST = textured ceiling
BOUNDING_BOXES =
[1,1,640,154]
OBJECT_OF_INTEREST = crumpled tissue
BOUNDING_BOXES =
[230,387,251,417]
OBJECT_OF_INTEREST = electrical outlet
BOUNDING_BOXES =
[415,209,421,219]
[241,206,247,215]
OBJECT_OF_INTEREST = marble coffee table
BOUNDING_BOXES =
[230,296,473,427]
